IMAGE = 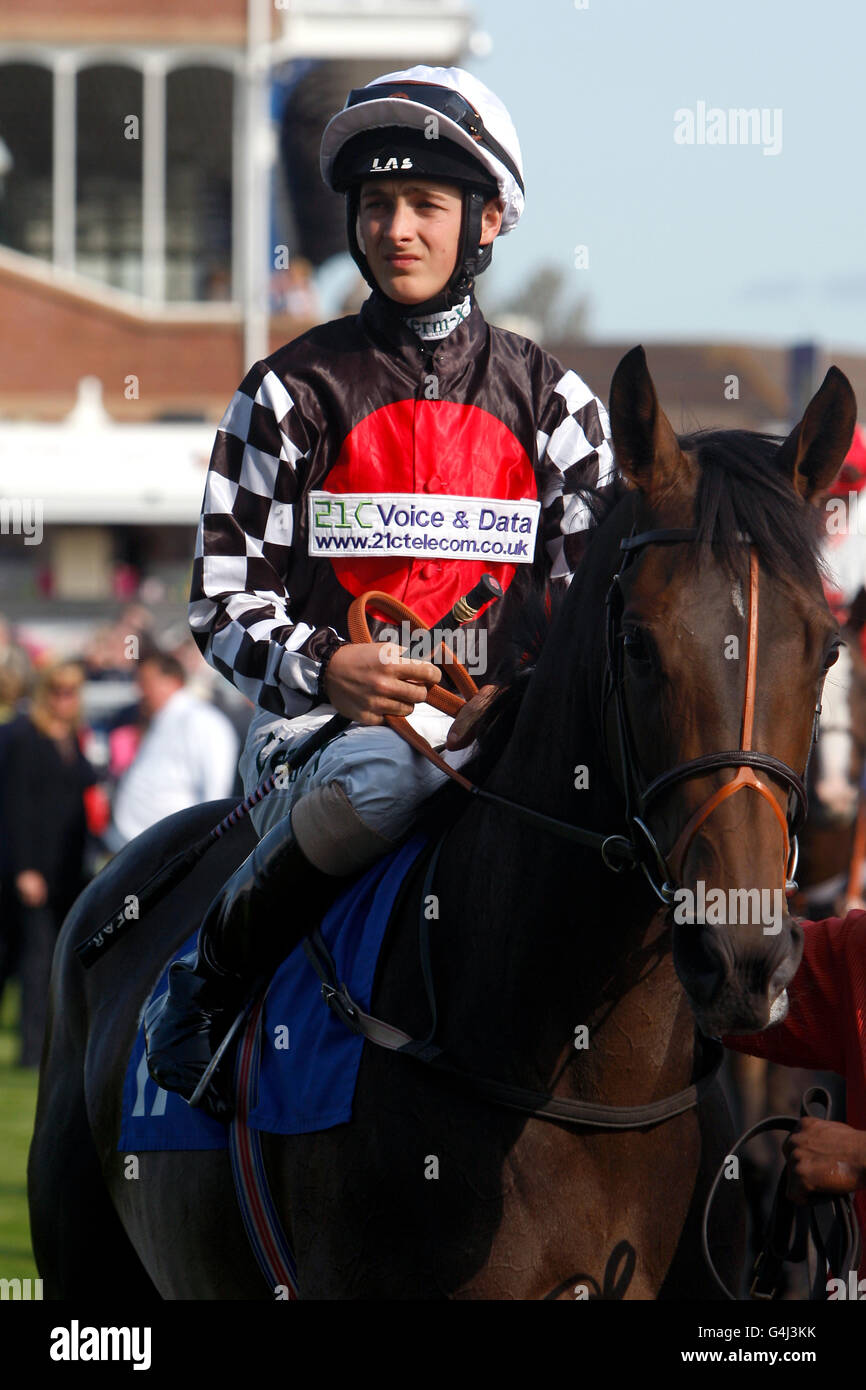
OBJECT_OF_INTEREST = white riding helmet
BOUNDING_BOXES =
[321,64,525,230]
[319,65,525,306]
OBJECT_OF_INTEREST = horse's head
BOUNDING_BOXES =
[606,346,856,1035]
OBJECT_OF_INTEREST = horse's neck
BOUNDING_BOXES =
[435,798,695,1107]
[433,577,698,1104]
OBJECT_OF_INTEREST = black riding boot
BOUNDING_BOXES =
[144,815,344,1122]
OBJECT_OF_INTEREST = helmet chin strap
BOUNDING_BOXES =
[346,186,493,318]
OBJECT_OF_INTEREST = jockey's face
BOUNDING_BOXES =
[358,177,502,305]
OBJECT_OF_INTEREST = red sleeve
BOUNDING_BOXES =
[722,912,863,1076]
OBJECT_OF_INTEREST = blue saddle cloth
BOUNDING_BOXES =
[118,834,428,1152]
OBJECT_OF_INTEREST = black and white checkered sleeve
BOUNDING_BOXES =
[189,361,343,717]
[536,368,616,582]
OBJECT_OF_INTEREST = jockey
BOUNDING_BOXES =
[145,65,615,1116]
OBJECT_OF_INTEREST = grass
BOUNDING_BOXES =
[0,984,39,1280]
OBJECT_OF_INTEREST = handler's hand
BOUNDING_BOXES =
[783,1116,866,1203]
[323,643,441,725]
[445,684,500,750]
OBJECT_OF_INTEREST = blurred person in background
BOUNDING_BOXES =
[83,604,155,683]
[270,257,319,318]
[167,634,252,796]
[0,615,33,716]
[338,272,369,318]
[3,660,97,1065]
[105,650,238,851]
[0,619,32,1019]
[821,425,866,640]
[81,610,159,819]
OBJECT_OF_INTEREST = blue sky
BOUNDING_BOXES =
[468,0,866,347]
[322,0,866,350]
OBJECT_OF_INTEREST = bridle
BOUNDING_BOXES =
[366,527,820,906]
[599,528,816,905]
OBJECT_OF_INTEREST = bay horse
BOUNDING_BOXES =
[29,348,855,1300]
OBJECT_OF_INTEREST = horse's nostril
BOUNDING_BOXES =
[673,927,728,1006]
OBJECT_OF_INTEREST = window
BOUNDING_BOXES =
[166,66,233,301]
[76,64,144,293]
[0,63,53,259]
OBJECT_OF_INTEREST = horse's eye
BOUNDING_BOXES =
[823,642,842,672]
[623,627,652,666]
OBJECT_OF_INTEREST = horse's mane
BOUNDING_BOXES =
[415,428,827,826]
[412,588,556,831]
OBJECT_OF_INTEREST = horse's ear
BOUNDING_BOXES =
[608,345,683,495]
[775,366,857,503]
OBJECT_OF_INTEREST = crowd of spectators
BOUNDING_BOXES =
[0,609,250,1067]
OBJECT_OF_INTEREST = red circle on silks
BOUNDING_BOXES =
[324,399,537,626]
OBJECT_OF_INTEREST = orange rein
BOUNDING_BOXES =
[346,590,479,792]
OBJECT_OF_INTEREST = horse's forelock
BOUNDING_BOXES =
[680,430,827,583]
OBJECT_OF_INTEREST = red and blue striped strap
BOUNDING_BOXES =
[229,994,299,1299]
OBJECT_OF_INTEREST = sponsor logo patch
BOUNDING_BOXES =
[308,491,540,561]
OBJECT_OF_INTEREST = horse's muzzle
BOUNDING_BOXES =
[672,912,804,1036]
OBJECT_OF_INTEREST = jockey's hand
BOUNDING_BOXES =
[782,1116,866,1203]
[323,642,441,725]
[446,684,500,750]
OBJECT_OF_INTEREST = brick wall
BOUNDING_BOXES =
[0,266,314,421]
[0,0,255,43]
